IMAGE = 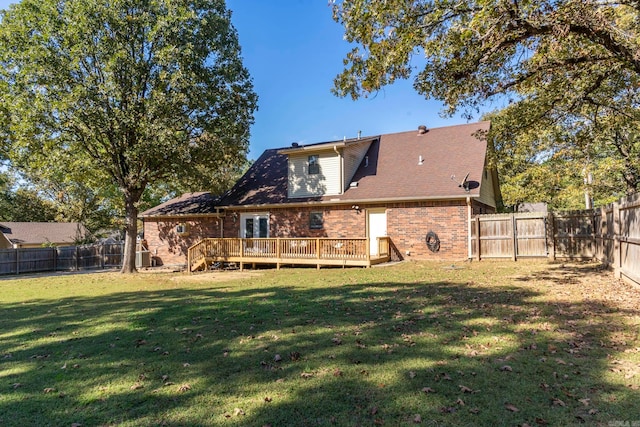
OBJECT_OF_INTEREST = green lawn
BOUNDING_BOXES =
[1,261,639,426]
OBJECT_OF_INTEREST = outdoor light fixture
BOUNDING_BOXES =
[351,205,361,213]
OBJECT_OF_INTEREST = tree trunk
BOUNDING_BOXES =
[121,190,143,273]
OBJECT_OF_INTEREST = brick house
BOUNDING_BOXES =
[141,121,501,268]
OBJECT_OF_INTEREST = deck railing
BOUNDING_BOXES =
[188,237,391,271]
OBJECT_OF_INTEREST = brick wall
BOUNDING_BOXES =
[222,206,365,239]
[145,200,473,266]
[385,200,469,260]
[143,217,221,266]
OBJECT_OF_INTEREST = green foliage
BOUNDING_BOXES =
[0,171,58,222]
[332,0,640,201]
[487,109,635,210]
[0,0,257,271]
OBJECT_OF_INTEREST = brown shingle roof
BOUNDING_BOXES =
[139,192,220,217]
[341,121,490,201]
[218,121,491,207]
[0,222,89,245]
[218,149,290,206]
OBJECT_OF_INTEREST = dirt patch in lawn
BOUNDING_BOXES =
[516,261,640,311]
[170,270,263,283]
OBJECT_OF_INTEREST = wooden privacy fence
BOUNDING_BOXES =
[0,243,124,276]
[469,192,640,286]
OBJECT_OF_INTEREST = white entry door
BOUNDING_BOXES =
[367,209,387,256]
[241,213,269,238]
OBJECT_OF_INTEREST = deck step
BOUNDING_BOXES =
[190,257,207,272]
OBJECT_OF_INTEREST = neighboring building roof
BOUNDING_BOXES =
[0,222,89,246]
[140,192,220,218]
[218,121,492,207]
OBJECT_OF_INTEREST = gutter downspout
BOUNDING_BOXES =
[334,145,344,194]
[467,196,473,260]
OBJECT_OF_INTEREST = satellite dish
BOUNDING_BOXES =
[459,172,470,191]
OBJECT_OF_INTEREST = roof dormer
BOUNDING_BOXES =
[278,137,376,199]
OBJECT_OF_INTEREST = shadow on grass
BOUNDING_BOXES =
[0,265,639,426]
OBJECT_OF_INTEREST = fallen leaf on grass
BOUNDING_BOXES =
[500,365,513,372]
[413,414,422,423]
[535,417,549,425]
[469,408,480,414]
[264,396,272,402]
[439,373,452,381]
[233,408,245,416]
[300,372,314,379]
[421,387,435,393]
[456,398,465,406]
[459,385,474,393]
[333,369,343,377]
[408,371,416,379]
[551,397,566,406]
[177,384,191,392]
[12,383,21,389]
[578,398,590,406]
[504,403,519,412]
[43,388,57,394]
[130,383,144,390]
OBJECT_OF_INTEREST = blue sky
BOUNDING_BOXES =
[0,0,476,159]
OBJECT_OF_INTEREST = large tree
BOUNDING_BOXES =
[0,0,257,272]
[332,0,640,202]
[0,170,59,222]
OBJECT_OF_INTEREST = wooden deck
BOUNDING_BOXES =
[187,237,391,272]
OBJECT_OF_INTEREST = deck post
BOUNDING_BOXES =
[187,247,192,274]
[276,238,281,270]
[366,238,371,268]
